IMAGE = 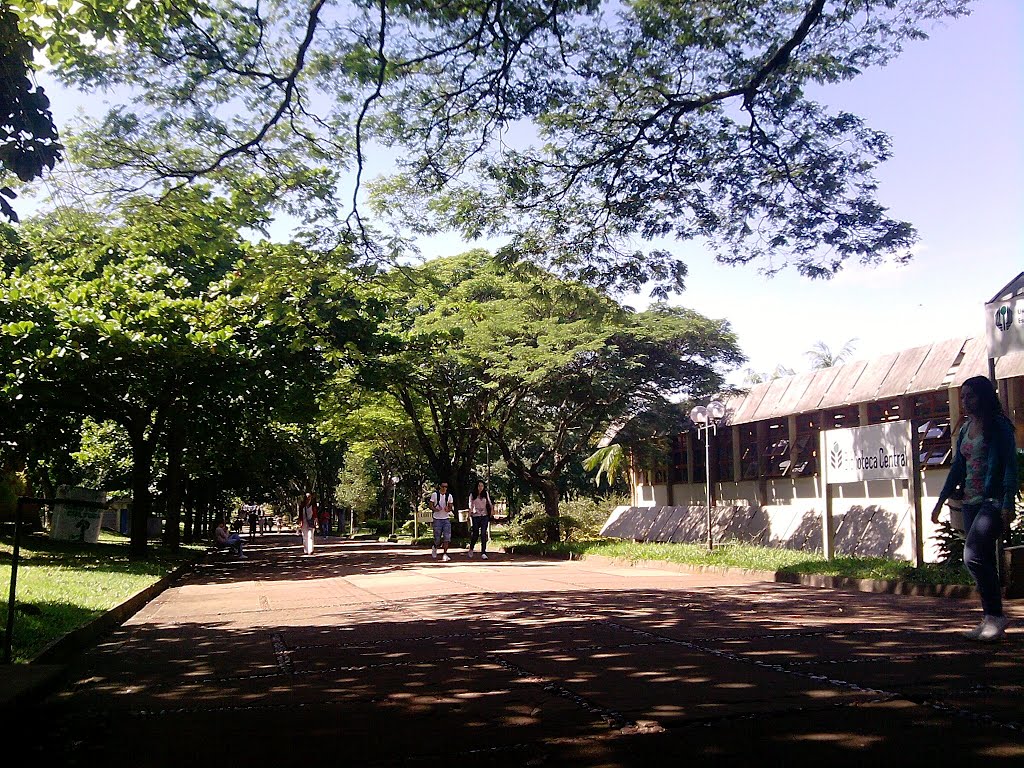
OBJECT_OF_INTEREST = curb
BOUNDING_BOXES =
[30,558,197,665]
[504,548,979,600]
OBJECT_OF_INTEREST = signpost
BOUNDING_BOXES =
[820,421,919,564]
[4,495,108,664]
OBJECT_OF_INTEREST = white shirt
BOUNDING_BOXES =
[430,491,453,520]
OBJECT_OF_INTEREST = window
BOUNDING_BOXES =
[668,434,687,484]
[867,398,903,424]
[713,426,734,482]
[738,425,759,480]
[789,414,820,477]
[692,430,707,484]
[761,418,789,477]
[822,406,859,430]
[914,390,953,468]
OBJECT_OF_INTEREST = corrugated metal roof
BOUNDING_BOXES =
[729,381,771,423]
[951,337,989,386]
[875,345,931,399]
[996,350,1024,378]
[769,370,815,416]
[912,337,970,391]
[846,352,899,403]
[723,336,1015,426]
[750,376,796,421]
[792,367,841,413]
[816,359,868,410]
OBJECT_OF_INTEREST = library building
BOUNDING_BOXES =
[603,274,1024,565]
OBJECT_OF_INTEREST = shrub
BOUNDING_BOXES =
[362,518,392,536]
[505,496,625,543]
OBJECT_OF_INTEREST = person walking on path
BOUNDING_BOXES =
[429,482,454,561]
[932,375,1018,642]
[214,517,247,559]
[298,491,319,556]
[467,480,494,559]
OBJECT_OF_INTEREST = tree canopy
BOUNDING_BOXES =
[4,0,972,290]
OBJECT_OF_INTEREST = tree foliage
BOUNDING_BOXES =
[13,0,972,291]
[345,250,742,540]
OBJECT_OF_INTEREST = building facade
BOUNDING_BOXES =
[612,336,1024,563]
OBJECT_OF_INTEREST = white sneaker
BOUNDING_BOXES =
[978,615,1010,643]
[431,546,437,559]
[467,550,474,558]
[442,554,451,562]
[481,553,488,560]
[238,554,248,559]
[962,618,989,640]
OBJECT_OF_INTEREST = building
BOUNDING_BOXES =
[607,335,1024,563]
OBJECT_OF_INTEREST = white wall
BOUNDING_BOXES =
[631,468,954,563]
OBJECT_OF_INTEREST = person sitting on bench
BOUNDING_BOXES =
[214,517,247,559]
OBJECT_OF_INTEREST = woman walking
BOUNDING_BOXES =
[467,480,494,560]
[932,376,1018,642]
[298,491,319,556]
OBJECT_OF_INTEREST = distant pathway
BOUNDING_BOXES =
[25,535,1024,766]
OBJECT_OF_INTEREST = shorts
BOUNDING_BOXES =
[432,518,452,542]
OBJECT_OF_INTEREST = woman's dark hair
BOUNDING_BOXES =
[470,481,488,500]
[962,375,1006,440]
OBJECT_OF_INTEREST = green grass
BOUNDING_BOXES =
[0,530,203,663]
[505,539,973,586]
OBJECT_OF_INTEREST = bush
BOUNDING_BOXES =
[505,496,624,543]
[362,518,393,536]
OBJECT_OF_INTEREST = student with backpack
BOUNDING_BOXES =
[429,481,454,561]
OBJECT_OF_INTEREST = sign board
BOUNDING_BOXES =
[823,421,913,484]
[50,486,106,542]
[985,272,1024,358]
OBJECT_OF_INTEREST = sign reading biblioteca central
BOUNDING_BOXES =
[824,421,913,484]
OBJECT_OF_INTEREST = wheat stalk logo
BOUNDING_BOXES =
[829,442,844,471]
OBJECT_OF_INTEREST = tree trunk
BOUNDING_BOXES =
[129,431,154,559]
[162,407,185,549]
[182,487,194,544]
[538,480,561,544]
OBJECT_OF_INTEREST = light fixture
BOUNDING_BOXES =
[690,399,726,551]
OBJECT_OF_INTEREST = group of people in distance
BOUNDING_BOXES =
[428,480,495,562]
[211,483,495,563]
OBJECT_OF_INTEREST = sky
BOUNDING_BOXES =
[652,0,1024,384]
[401,0,1024,385]
[28,0,1024,388]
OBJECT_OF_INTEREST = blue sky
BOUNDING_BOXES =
[30,0,1023,386]
[656,0,1023,383]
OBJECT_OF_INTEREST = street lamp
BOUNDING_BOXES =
[690,399,726,551]
[389,475,400,542]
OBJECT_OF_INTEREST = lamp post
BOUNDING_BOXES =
[690,399,726,551]
[389,475,399,542]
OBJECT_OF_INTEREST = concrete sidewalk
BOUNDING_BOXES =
[7,535,1023,765]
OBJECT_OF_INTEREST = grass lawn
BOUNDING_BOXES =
[503,538,973,586]
[0,530,203,663]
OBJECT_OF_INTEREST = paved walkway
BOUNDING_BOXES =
[15,535,1024,766]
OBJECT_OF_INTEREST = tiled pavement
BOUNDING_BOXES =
[13,535,1024,766]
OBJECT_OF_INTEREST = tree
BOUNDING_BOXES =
[351,251,742,541]
[805,338,858,369]
[16,0,969,292]
[0,191,316,555]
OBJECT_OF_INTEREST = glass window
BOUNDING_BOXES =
[668,434,687,484]
[761,418,789,478]
[738,425,759,480]
[789,414,820,477]
[914,390,953,469]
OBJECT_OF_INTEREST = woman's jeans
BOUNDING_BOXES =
[962,501,1003,617]
[470,515,490,552]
